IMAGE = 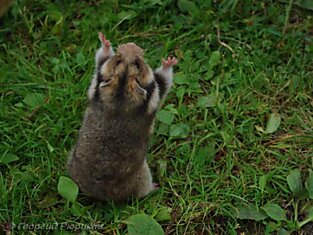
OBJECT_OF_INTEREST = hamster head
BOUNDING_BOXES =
[97,43,154,111]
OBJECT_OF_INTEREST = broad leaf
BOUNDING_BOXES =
[50,11,64,35]
[204,70,214,81]
[157,159,167,178]
[261,203,286,221]
[23,93,45,108]
[296,0,313,10]
[259,175,267,191]
[197,93,220,108]
[277,228,290,235]
[209,51,221,68]
[127,214,164,235]
[163,104,179,115]
[75,51,86,65]
[237,204,267,221]
[176,87,185,101]
[156,123,169,136]
[169,123,190,138]
[194,143,215,170]
[57,176,79,202]
[71,202,83,216]
[306,170,313,199]
[38,195,59,208]
[177,0,200,17]
[0,153,19,164]
[156,110,175,125]
[155,207,172,222]
[174,74,189,85]
[287,169,303,198]
[265,113,281,134]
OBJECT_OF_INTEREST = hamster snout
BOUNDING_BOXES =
[98,44,152,104]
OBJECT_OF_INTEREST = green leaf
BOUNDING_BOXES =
[287,169,303,198]
[296,0,313,10]
[51,57,60,64]
[155,206,172,222]
[52,16,64,35]
[265,221,280,233]
[265,113,281,134]
[174,74,189,85]
[71,202,83,216]
[38,195,59,208]
[261,203,286,221]
[156,123,169,136]
[259,175,267,191]
[57,176,79,203]
[127,214,164,235]
[157,159,167,178]
[277,228,290,235]
[209,51,221,68]
[204,70,214,81]
[169,123,190,138]
[237,204,268,221]
[176,87,185,101]
[197,93,219,108]
[156,110,175,125]
[75,51,85,65]
[194,143,215,170]
[117,10,137,21]
[0,153,19,164]
[306,170,313,199]
[23,93,45,108]
[50,11,64,35]
[255,125,265,133]
[15,102,24,107]
[177,0,200,17]
[163,104,179,115]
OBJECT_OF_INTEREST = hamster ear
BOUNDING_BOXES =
[99,79,113,87]
[136,83,147,98]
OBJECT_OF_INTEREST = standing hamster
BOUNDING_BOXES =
[67,32,178,202]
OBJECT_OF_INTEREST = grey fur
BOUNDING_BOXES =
[67,39,174,202]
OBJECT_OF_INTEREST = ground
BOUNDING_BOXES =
[0,0,312,234]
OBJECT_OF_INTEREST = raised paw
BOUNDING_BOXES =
[162,57,178,70]
[97,32,114,59]
[98,32,111,48]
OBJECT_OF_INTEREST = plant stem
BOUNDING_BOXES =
[283,0,294,33]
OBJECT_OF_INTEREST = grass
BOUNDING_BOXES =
[0,0,312,234]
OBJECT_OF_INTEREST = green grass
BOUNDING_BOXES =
[1,0,312,234]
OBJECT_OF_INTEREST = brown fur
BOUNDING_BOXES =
[67,39,174,202]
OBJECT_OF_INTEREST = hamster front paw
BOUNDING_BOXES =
[98,32,112,57]
[161,56,178,70]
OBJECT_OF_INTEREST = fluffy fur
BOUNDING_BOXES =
[67,33,177,202]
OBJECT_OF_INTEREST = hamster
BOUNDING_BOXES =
[67,32,177,202]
